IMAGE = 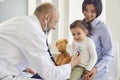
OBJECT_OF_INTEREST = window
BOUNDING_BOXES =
[41,0,52,3]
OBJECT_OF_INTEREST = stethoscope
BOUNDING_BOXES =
[45,20,49,36]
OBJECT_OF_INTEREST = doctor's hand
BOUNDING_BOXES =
[23,68,35,74]
[69,52,81,68]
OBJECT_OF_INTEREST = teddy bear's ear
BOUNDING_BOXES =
[64,39,68,44]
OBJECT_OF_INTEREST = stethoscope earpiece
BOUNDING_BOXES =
[45,20,48,35]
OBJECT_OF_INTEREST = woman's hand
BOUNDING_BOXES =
[82,67,97,80]
[82,70,90,80]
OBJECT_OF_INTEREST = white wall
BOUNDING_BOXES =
[106,0,120,43]
[0,0,28,23]
[106,0,120,79]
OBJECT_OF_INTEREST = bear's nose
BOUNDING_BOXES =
[60,44,63,46]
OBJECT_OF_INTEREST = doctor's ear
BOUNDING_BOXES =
[45,20,47,24]
[44,13,50,23]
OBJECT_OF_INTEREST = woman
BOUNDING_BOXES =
[81,0,113,80]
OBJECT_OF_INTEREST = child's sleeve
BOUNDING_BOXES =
[86,39,97,71]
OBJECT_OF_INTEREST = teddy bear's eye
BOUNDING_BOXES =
[58,42,62,45]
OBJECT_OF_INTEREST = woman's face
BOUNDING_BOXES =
[83,4,97,22]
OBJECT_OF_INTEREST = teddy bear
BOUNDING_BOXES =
[54,39,71,66]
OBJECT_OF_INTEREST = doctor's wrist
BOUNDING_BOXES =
[69,62,75,68]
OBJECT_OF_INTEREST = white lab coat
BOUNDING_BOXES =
[0,15,71,80]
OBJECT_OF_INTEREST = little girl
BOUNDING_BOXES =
[69,20,97,80]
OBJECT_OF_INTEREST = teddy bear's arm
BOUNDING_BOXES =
[61,55,71,65]
[55,54,62,65]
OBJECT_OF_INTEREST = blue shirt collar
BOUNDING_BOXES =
[91,18,100,28]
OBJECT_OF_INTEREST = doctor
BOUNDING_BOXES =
[0,2,81,80]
